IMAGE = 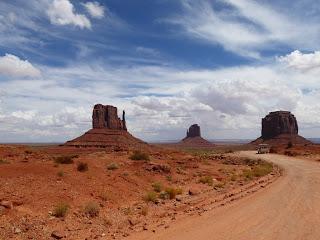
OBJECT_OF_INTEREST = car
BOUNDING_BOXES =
[257,144,270,154]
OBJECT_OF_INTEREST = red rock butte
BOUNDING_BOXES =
[179,124,213,147]
[65,104,146,149]
[252,111,311,145]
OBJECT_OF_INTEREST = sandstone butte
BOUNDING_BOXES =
[252,110,312,145]
[179,124,213,147]
[65,104,146,149]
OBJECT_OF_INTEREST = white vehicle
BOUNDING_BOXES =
[257,144,270,154]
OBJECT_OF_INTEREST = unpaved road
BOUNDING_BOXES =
[129,151,320,240]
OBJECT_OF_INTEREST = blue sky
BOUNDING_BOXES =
[1,0,320,142]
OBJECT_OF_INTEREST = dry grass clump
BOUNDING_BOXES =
[159,187,183,200]
[242,162,273,180]
[0,159,9,164]
[130,150,150,161]
[199,176,214,186]
[57,170,64,177]
[55,155,77,164]
[152,182,162,193]
[107,162,119,170]
[77,162,88,172]
[84,202,100,217]
[144,191,158,203]
[53,202,69,218]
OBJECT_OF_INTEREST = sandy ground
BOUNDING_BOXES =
[128,151,320,240]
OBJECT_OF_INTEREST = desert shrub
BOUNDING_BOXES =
[286,141,293,149]
[284,150,298,157]
[57,170,64,177]
[166,175,172,182]
[269,147,277,153]
[242,162,273,179]
[141,206,148,216]
[53,202,69,218]
[54,155,76,164]
[25,150,33,154]
[214,182,225,188]
[130,150,150,161]
[84,202,100,217]
[144,191,158,203]
[107,163,119,170]
[225,149,234,153]
[152,182,162,193]
[199,176,213,186]
[0,159,9,164]
[77,162,88,172]
[99,191,108,201]
[164,187,182,199]
[230,174,237,181]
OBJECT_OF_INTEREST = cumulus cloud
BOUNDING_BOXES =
[0,54,41,77]
[47,0,91,29]
[82,1,105,19]
[278,50,320,71]
[1,50,320,142]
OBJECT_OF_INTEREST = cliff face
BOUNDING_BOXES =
[261,111,298,139]
[92,104,127,130]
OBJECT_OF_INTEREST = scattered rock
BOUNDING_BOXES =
[1,200,13,209]
[51,230,65,239]
[14,228,22,234]
[145,163,171,173]
[188,188,200,196]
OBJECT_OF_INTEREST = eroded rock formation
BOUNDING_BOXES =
[186,124,201,138]
[262,111,298,139]
[252,111,311,145]
[92,104,127,130]
[180,124,213,147]
[65,104,145,149]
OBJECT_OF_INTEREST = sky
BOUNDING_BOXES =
[1,0,320,143]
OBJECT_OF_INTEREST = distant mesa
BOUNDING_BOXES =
[179,124,213,147]
[65,104,146,149]
[252,111,311,145]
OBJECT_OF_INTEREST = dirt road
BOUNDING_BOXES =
[129,151,320,240]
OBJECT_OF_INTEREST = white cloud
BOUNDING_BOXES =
[82,1,105,19]
[0,54,41,77]
[166,0,319,58]
[1,50,320,142]
[278,50,320,71]
[47,0,91,29]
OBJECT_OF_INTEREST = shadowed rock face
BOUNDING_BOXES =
[186,124,201,138]
[262,111,298,139]
[92,104,127,131]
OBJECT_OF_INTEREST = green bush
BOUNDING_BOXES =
[107,163,119,170]
[242,162,273,179]
[130,150,150,161]
[0,159,9,164]
[77,162,88,172]
[53,202,69,218]
[199,176,214,186]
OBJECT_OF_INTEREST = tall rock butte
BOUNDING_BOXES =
[252,111,311,145]
[65,104,145,149]
[180,124,213,147]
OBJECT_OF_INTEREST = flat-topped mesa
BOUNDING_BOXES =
[251,110,311,145]
[92,104,127,131]
[186,124,201,138]
[262,111,298,140]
